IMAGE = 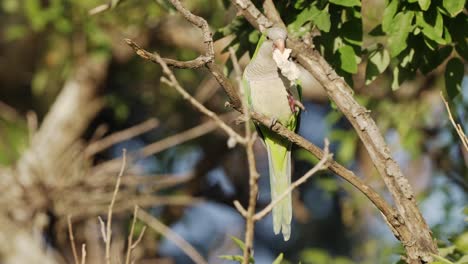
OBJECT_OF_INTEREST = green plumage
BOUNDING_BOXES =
[242,28,301,241]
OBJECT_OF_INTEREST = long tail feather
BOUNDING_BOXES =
[265,137,292,241]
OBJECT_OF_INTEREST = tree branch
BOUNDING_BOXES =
[440,92,468,152]
[229,47,259,264]
[125,39,246,146]
[123,0,438,263]
[230,1,437,262]
[125,0,409,258]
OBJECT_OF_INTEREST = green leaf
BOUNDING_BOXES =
[289,4,331,34]
[444,57,464,99]
[317,178,340,193]
[4,25,28,41]
[230,236,246,251]
[400,48,416,68]
[455,231,468,253]
[438,245,456,257]
[455,255,468,264]
[418,0,431,10]
[272,253,284,264]
[248,30,260,44]
[329,0,361,7]
[296,149,320,165]
[416,11,446,45]
[2,0,19,13]
[365,48,390,85]
[219,253,255,263]
[420,46,453,74]
[382,0,399,33]
[342,20,363,46]
[338,45,358,73]
[388,11,415,57]
[391,66,400,90]
[219,255,245,262]
[330,129,358,164]
[313,9,331,32]
[301,249,330,263]
[443,0,465,17]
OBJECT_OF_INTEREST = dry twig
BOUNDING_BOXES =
[125,39,246,146]
[125,206,147,264]
[101,149,127,264]
[137,209,208,264]
[440,92,468,152]
[229,47,260,264]
[81,244,87,264]
[85,118,159,157]
[67,215,80,264]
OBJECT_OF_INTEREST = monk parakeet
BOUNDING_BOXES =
[243,27,301,241]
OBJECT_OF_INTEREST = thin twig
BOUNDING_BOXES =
[98,216,107,242]
[440,92,468,152]
[125,39,246,146]
[125,206,146,264]
[90,115,233,176]
[67,215,80,264]
[105,149,127,264]
[254,139,331,221]
[233,200,248,217]
[89,0,125,15]
[140,115,230,157]
[89,4,109,15]
[229,46,258,264]
[81,244,87,264]
[137,209,208,264]
[26,111,38,142]
[132,226,146,249]
[85,118,159,157]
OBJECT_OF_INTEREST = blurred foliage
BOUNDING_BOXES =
[0,119,28,165]
[300,248,355,264]
[373,0,466,94]
[431,227,468,264]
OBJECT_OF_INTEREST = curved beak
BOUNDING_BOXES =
[273,39,285,53]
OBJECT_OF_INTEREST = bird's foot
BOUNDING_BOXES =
[294,100,305,112]
[287,94,304,113]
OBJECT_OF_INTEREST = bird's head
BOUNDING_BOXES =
[266,27,287,53]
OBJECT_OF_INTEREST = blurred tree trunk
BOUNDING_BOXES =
[0,57,109,263]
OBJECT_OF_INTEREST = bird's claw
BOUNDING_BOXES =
[294,100,305,112]
[287,94,304,113]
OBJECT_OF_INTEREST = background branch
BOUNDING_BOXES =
[137,209,208,264]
